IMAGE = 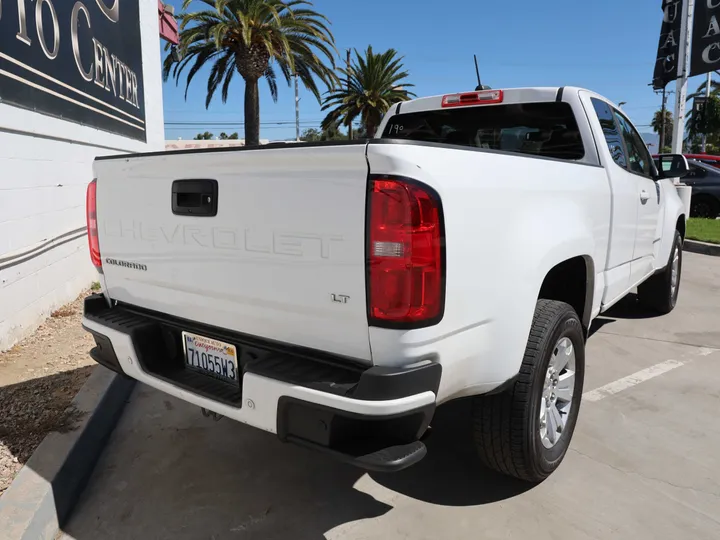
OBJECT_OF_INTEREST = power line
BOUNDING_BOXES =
[165,125,320,131]
[622,105,664,111]
[164,117,325,122]
[165,120,322,126]
[165,124,320,128]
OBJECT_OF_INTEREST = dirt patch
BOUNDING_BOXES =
[0,290,96,496]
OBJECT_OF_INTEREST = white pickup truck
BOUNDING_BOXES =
[82,87,689,482]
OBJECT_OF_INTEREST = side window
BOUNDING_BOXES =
[613,111,653,178]
[591,98,627,168]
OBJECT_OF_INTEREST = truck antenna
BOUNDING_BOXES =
[473,55,491,90]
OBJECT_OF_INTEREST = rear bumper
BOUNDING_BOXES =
[82,295,439,471]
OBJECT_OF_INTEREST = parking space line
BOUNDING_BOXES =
[583,359,685,402]
[583,347,717,403]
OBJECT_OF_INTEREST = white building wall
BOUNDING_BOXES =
[0,0,165,351]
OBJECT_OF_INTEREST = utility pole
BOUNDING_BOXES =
[346,49,353,140]
[672,0,695,155]
[294,73,300,142]
[660,87,667,151]
[651,83,674,152]
[702,71,712,152]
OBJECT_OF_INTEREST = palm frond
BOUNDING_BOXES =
[321,46,415,136]
[166,0,337,144]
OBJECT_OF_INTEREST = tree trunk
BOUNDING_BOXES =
[244,77,260,146]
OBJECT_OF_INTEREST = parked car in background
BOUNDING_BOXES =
[652,153,720,170]
[653,155,720,218]
[684,159,720,218]
[684,154,720,169]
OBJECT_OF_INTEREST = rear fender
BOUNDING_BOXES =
[446,208,596,401]
[512,208,596,333]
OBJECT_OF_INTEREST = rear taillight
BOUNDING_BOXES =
[367,176,445,327]
[86,179,102,269]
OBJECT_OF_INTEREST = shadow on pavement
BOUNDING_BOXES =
[58,385,533,539]
[600,293,664,320]
[371,398,533,506]
[589,293,663,338]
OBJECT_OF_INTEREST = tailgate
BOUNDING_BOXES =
[94,143,372,362]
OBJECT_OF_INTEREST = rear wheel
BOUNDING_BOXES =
[472,300,585,482]
[638,230,682,315]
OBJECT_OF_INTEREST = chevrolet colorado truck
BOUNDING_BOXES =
[82,87,689,482]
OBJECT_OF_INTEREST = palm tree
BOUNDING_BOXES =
[686,72,720,102]
[300,121,346,141]
[164,0,337,146]
[321,46,415,138]
[651,109,673,151]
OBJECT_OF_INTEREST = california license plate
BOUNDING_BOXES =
[182,332,238,383]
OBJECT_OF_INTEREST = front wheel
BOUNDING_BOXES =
[638,230,682,315]
[472,300,585,482]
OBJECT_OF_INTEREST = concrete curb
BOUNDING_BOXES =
[684,239,720,256]
[0,367,136,539]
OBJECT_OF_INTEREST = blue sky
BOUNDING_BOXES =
[160,0,705,142]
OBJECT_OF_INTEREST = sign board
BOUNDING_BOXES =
[0,0,146,141]
[693,94,708,113]
[692,94,708,132]
[653,0,683,89]
[690,0,720,77]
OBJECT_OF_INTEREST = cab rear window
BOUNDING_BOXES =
[381,102,584,161]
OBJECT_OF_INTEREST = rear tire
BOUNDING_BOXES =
[637,230,682,315]
[472,300,585,483]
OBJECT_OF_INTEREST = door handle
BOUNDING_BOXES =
[639,189,650,203]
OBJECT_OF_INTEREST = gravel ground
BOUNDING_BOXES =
[0,291,96,495]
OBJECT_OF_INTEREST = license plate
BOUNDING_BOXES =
[182,332,238,383]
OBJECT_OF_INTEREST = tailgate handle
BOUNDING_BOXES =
[172,179,218,216]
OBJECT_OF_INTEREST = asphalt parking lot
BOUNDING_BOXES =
[60,252,720,540]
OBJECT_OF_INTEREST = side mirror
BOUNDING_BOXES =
[654,153,690,180]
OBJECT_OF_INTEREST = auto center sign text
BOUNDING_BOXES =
[0,0,146,141]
